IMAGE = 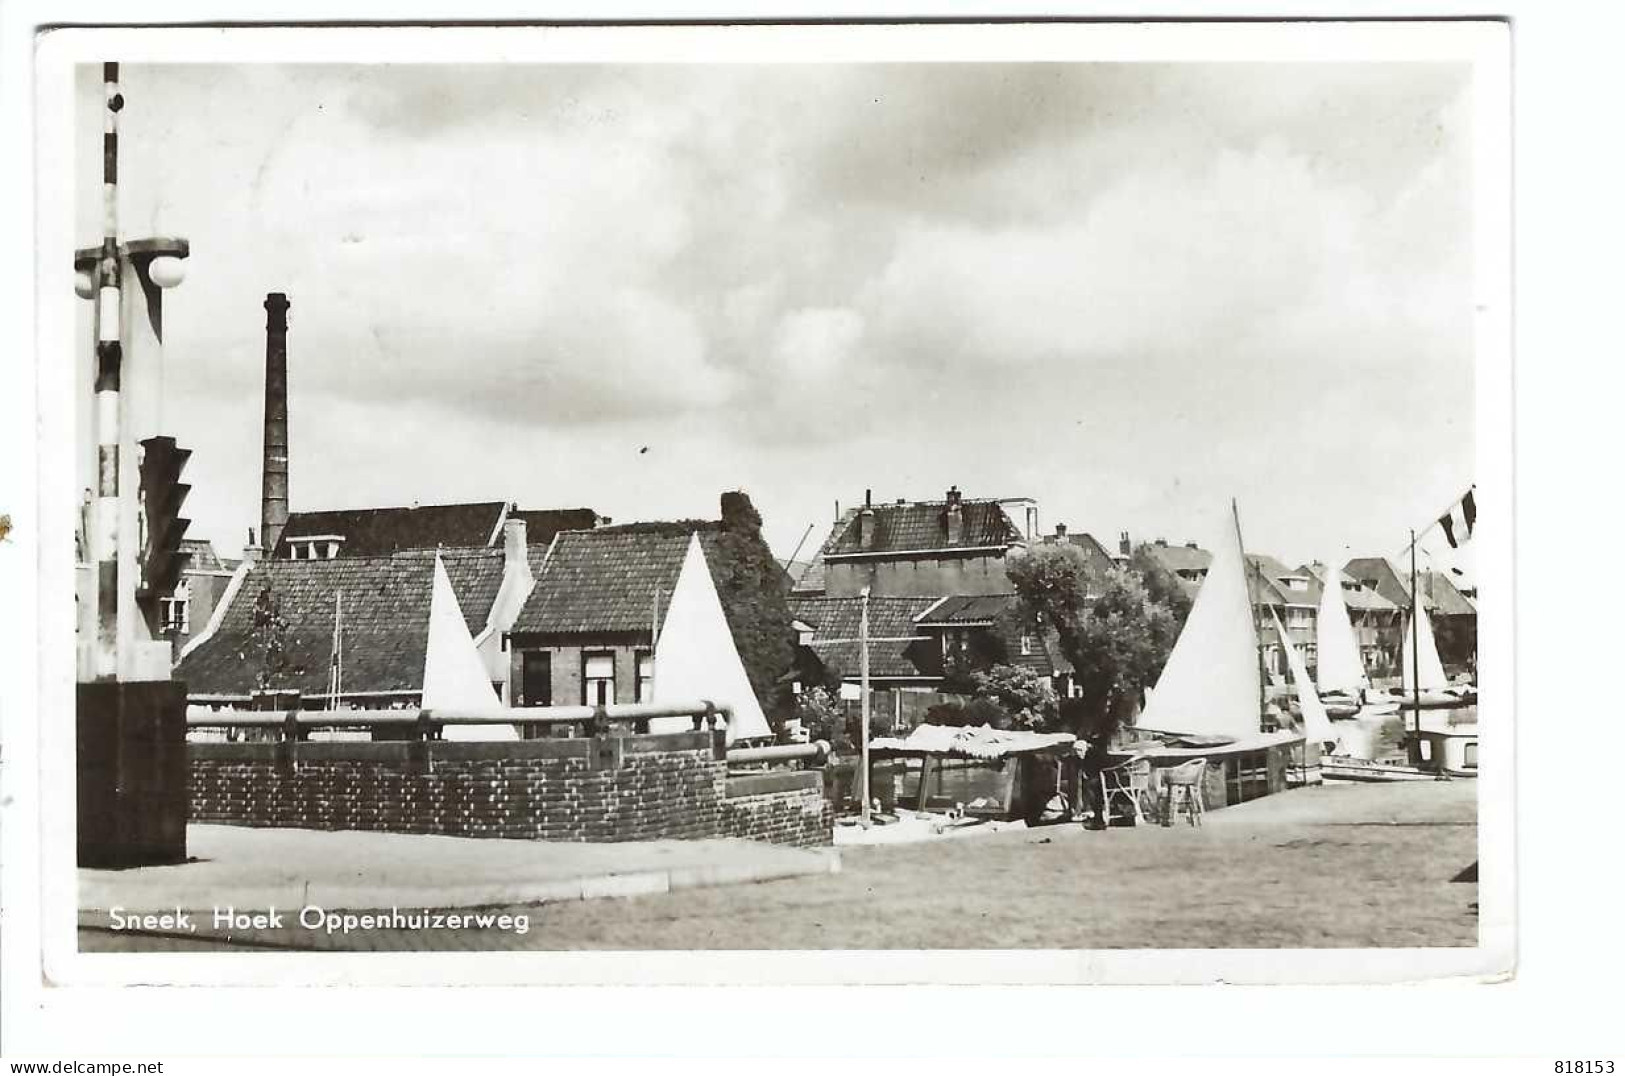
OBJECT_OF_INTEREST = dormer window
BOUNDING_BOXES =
[288,534,345,561]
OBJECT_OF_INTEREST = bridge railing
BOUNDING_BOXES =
[185,699,731,741]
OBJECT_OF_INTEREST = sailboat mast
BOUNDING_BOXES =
[1231,500,1267,730]
[1410,529,1421,736]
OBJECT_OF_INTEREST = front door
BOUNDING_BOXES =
[520,650,552,708]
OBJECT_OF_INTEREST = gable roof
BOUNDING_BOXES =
[176,548,506,699]
[179,538,232,574]
[789,595,939,679]
[821,498,1023,558]
[1341,557,1476,616]
[1299,563,1399,613]
[1042,531,1118,574]
[513,525,724,636]
[1145,542,1212,574]
[790,508,860,596]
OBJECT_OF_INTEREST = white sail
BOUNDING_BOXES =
[1315,562,1368,695]
[649,533,773,744]
[423,554,514,740]
[1137,508,1262,741]
[1401,596,1449,694]
[1271,608,1334,746]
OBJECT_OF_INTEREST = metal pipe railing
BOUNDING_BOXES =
[185,699,732,740]
[725,740,830,766]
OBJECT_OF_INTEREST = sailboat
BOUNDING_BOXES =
[424,553,517,741]
[1314,561,1370,718]
[1268,606,1335,786]
[1136,502,1266,744]
[1270,608,1334,747]
[648,533,774,744]
[1395,595,1474,710]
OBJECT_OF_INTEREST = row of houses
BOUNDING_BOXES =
[166,483,1477,731]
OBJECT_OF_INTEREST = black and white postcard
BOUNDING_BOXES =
[19,15,1515,1014]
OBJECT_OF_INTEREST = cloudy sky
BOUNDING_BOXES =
[76,61,1476,570]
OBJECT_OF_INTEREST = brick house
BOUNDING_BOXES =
[505,526,730,711]
[154,538,242,658]
[799,486,1033,599]
[1343,556,1477,672]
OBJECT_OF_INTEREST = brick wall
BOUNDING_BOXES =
[190,732,729,843]
[190,732,834,846]
[718,771,832,847]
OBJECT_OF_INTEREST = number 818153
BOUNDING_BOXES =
[1555,1063,1614,1073]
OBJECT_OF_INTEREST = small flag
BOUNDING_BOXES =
[1438,487,1476,548]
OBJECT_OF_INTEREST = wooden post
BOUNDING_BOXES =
[859,585,871,828]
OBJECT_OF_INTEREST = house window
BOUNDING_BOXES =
[636,650,655,703]
[159,596,190,634]
[1019,634,1036,656]
[583,652,616,706]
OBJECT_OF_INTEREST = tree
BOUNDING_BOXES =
[1007,543,1185,741]
[712,491,798,733]
[968,663,1059,732]
[1129,543,1194,627]
[248,571,291,692]
[794,686,846,750]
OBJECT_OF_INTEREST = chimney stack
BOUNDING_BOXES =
[503,515,528,566]
[260,292,291,556]
[944,485,964,545]
[502,514,533,590]
[1119,531,1131,556]
[1055,522,1068,539]
[855,489,876,550]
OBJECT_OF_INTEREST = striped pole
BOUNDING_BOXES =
[91,61,123,678]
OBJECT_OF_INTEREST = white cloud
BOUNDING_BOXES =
[76,61,1476,564]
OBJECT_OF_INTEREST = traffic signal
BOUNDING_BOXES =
[136,435,192,621]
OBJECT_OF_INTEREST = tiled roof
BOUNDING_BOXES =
[176,548,506,698]
[179,539,229,573]
[513,527,723,635]
[777,558,816,587]
[915,594,1016,626]
[789,596,939,679]
[1422,572,1477,616]
[791,509,859,596]
[278,501,508,557]
[822,498,1022,557]
[1342,557,1473,615]
[1246,553,1295,580]
[1043,531,1118,574]
[1300,563,1399,613]
[511,508,603,545]
[1145,543,1212,573]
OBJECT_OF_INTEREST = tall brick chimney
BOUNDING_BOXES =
[260,293,291,556]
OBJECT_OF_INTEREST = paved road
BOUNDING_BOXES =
[80,778,1478,952]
